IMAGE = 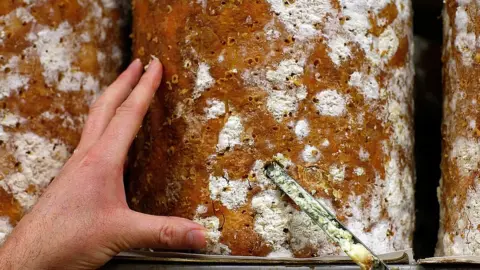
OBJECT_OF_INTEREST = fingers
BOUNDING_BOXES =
[120,211,206,251]
[96,58,162,163]
[76,59,143,153]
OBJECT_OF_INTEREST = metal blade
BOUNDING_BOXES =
[264,161,390,270]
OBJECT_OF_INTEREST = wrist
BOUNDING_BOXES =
[0,232,46,270]
[0,242,17,270]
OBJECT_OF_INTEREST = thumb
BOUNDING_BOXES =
[120,211,207,251]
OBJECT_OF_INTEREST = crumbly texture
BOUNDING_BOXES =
[0,0,127,244]
[129,0,415,257]
[437,0,480,256]
[264,162,377,269]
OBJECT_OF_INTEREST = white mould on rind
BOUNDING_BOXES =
[0,0,127,246]
[131,0,415,257]
[438,0,480,256]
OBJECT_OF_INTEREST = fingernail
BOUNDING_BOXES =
[148,57,159,69]
[186,229,206,250]
[145,56,159,71]
[132,58,141,65]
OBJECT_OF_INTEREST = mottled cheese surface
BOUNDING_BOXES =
[0,0,127,244]
[129,0,415,257]
[437,0,480,256]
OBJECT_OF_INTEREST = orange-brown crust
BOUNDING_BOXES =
[0,0,127,236]
[437,0,480,256]
[129,0,415,256]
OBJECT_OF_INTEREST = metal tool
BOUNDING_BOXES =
[264,161,390,270]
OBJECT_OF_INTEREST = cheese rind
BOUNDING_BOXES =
[437,0,480,256]
[129,0,415,257]
[0,0,127,244]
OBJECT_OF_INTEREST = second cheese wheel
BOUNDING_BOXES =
[0,0,127,244]
[438,0,480,256]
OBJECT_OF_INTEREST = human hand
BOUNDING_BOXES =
[0,58,206,270]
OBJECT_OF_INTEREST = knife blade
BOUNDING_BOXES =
[264,160,390,270]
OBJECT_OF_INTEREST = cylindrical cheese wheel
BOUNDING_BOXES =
[0,1,127,244]
[437,0,480,256]
[129,0,415,257]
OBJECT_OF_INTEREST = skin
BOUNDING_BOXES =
[0,58,206,270]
